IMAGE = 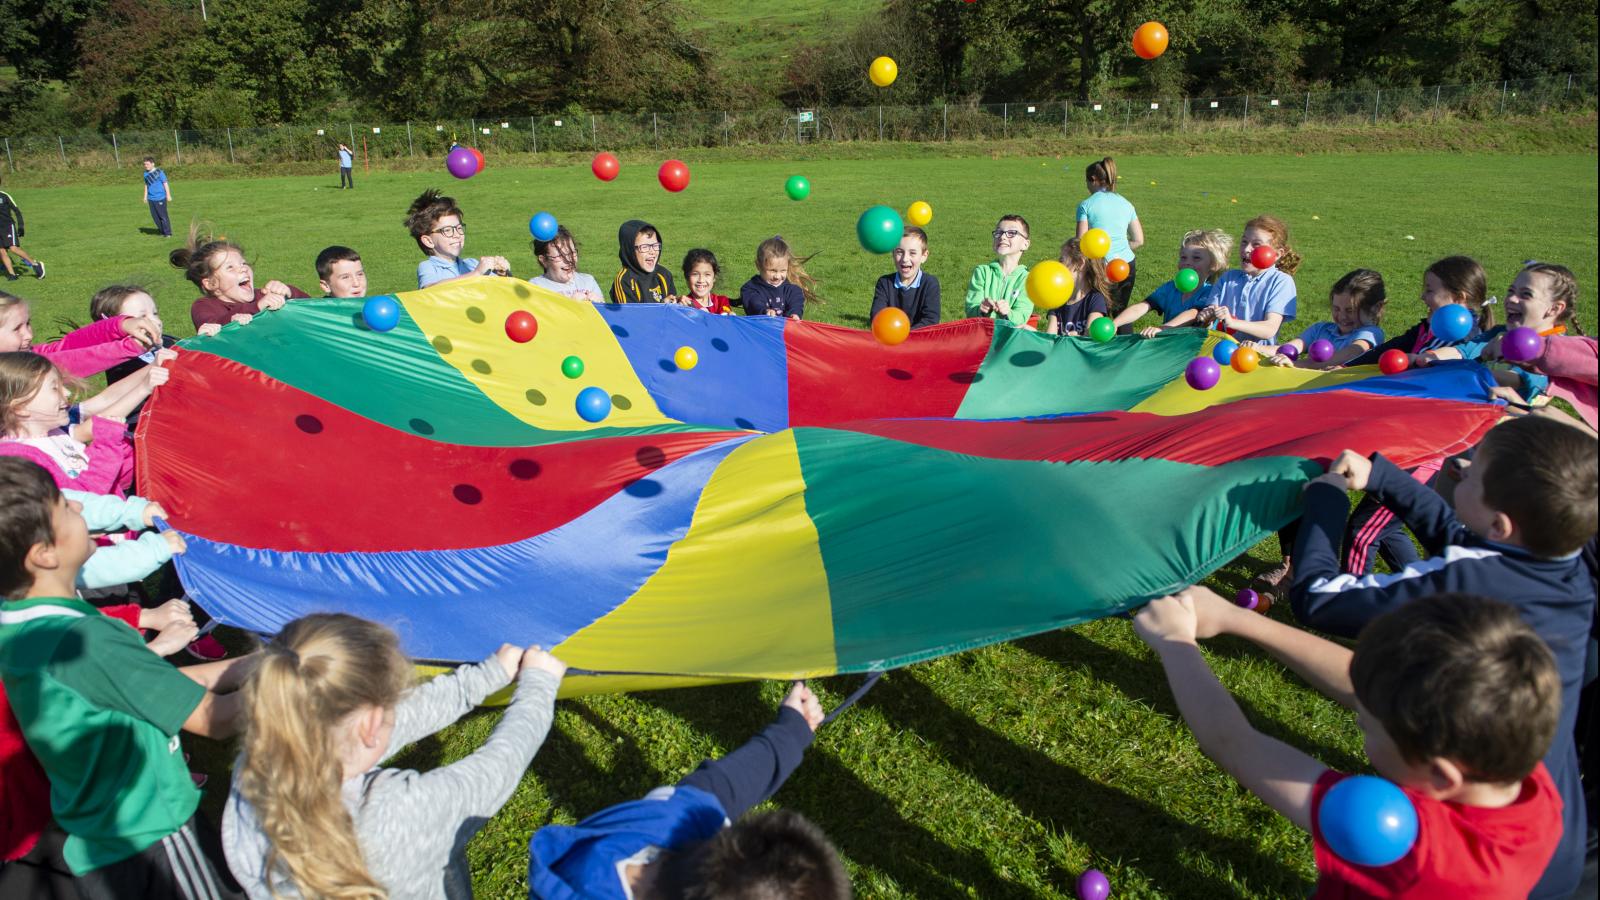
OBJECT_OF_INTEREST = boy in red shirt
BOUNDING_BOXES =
[1135,587,1562,898]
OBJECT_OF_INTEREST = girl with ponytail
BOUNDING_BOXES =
[1076,157,1144,311]
[1197,214,1301,342]
[223,614,566,899]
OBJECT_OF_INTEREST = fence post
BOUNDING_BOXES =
[1124,99,1130,128]
[57,136,66,165]
[591,114,596,149]
[1304,91,1310,124]
[1242,94,1249,126]
[877,105,883,141]
[348,123,355,146]
[1373,88,1380,124]
[406,121,414,157]
[1500,80,1508,114]
[1565,73,1572,98]
[723,111,729,146]
[112,132,120,167]
[174,129,181,163]
[1182,97,1188,126]
[2,138,11,173]
[946,103,951,140]
[1061,100,1068,136]
[653,112,659,149]
[226,127,235,163]
[470,118,475,137]
[530,117,537,154]
[1432,85,1441,122]
[1003,102,1008,137]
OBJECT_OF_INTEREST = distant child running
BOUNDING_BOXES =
[1265,269,1387,369]
[405,190,511,289]
[0,178,43,279]
[173,232,310,334]
[141,157,173,238]
[965,215,1032,328]
[679,248,733,314]
[870,226,940,329]
[1116,229,1230,336]
[611,220,677,303]
[740,235,815,319]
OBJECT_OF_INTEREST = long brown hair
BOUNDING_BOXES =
[0,352,78,437]
[1057,240,1114,309]
[756,235,822,306]
[1426,256,1495,331]
[169,225,245,296]
[237,614,414,899]
[1085,156,1119,192]
[1519,262,1584,335]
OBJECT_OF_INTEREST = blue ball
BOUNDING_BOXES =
[529,211,559,242]
[362,297,400,332]
[1319,775,1419,867]
[1212,339,1239,365]
[1429,304,1474,343]
[575,386,612,423]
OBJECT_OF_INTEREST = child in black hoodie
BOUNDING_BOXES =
[610,219,677,303]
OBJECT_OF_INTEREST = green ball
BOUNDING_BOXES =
[784,175,811,201]
[1089,316,1116,343]
[1175,268,1202,293]
[856,205,904,254]
[561,355,584,379]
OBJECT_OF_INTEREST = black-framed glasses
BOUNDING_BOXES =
[992,229,1026,240]
[635,242,662,253]
[434,224,465,237]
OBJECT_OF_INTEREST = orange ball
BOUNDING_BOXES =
[872,307,911,345]
[1106,258,1131,283]
[1231,346,1260,373]
[1132,21,1169,60]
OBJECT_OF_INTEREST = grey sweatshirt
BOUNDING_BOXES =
[222,658,559,899]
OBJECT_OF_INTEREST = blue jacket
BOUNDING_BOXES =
[1291,453,1592,899]
[739,277,804,319]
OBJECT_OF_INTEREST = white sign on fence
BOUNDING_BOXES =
[316,129,324,135]
[798,111,814,123]
[372,127,380,134]
[1093,104,1102,111]
[1210,101,1219,108]
[1270,99,1280,106]
[1026,106,1035,113]
[1150,103,1160,109]
[554,120,563,127]
[501,122,509,128]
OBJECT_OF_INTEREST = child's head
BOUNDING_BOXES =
[1056,239,1112,305]
[315,246,367,298]
[755,235,820,305]
[1239,215,1302,276]
[89,284,160,331]
[142,156,156,171]
[1327,269,1386,334]
[893,227,929,283]
[0,457,89,599]
[1351,593,1559,792]
[619,220,663,273]
[0,352,71,438]
[1178,229,1232,283]
[992,215,1030,258]
[237,612,413,899]
[405,190,467,260]
[534,226,580,284]
[651,809,850,900]
[1084,156,1118,192]
[1420,256,1494,330]
[1455,415,1598,556]
[170,230,254,304]
[0,292,31,352]
[1506,262,1582,335]
[682,248,720,300]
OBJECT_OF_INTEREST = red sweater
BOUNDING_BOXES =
[190,285,310,329]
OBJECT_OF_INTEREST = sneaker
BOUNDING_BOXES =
[31,261,43,279]
[186,633,228,661]
[1251,558,1294,602]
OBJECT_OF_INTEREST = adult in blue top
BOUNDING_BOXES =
[140,157,172,238]
[1075,157,1143,311]
[337,142,354,190]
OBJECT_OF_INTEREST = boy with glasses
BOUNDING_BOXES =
[965,215,1033,328]
[529,226,604,302]
[610,219,677,304]
[403,189,511,289]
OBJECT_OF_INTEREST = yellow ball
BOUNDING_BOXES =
[906,200,933,226]
[1025,260,1076,311]
[1079,228,1112,259]
[869,56,898,88]
[674,346,698,371]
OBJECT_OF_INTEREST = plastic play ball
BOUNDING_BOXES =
[528,211,559,242]
[560,355,585,379]
[1501,326,1544,362]
[658,159,690,192]
[1231,346,1261,373]
[1309,339,1336,362]
[1132,21,1170,60]
[575,386,612,423]
[1212,338,1239,365]
[869,56,898,87]
[1025,260,1076,311]
[784,175,811,201]
[1075,869,1111,900]
[1320,775,1419,867]
[1106,258,1130,283]
[1250,244,1280,270]
[1278,343,1300,362]
[1236,588,1261,610]
[1088,317,1116,343]
[906,200,933,227]
[1185,357,1221,391]
[1379,349,1411,375]
[468,146,485,173]
[872,307,911,346]
[673,346,699,370]
[591,152,620,181]
[362,297,400,332]
[504,310,538,343]
[1429,304,1474,343]
[856,205,905,254]
[445,147,477,179]
[1079,228,1112,259]
[1174,268,1201,293]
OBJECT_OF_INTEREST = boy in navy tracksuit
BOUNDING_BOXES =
[1291,415,1598,900]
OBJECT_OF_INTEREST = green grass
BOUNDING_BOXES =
[22,149,1598,898]
[681,0,878,99]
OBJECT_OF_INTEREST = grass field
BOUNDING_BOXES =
[680,0,876,99]
[13,149,1598,898]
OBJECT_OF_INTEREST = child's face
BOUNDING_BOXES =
[892,237,927,281]
[201,250,257,305]
[425,214,467,260]
[1239,227,1275,274]
[538,239,578,283]
[633,231,661,272]
[1329,292,1363,333]
[46,494,93,573]
[1354,701,1431,788]
[1504,271,1563,331]
[142,160,155,173]
[686,261,716,299]
[1452,449,1505,542]
[15,369,69,434]
[0,304,32,352]
[1419,271,1458,312]
[1177,244,1211,278]
[320,260,367,298]
[761,256,789,288]
[117,291,162,333]
[992,220,1030,257]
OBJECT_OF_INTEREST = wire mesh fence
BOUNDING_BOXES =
[3,74,1593,172]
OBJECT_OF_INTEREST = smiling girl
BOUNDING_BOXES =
[173,231,309,335]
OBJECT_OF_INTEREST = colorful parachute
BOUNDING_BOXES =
[138,279,1502,695]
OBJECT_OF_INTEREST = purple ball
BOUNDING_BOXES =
[1185,357,1222,391]
[1501,326,1544,363]
[1236,588,1260,610]
[1309,339,1336,362]
[1278,343,1300,362]
[446,146,478,179]
[1076,869,1111,900]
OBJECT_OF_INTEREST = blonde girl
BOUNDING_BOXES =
[223,613,565,899]
[0,351,161,495]
[738,236,818,319]
[172,228,308,335]
[1046,239,1112,337]
[1116,229,1232,337]
[0,290,160,378]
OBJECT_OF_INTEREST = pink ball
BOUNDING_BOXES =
[1501,327,1544,363]
[1185,357,1222,391]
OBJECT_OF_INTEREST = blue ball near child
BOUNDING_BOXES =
[1429,304,1474,343]
[1320,775,1419,867]
[362,297,400,332]
[528,211,559,242]
[1212,339,1239,365]
[575,386,612,423]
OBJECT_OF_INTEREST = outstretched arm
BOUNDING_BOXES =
[679,682,823,819]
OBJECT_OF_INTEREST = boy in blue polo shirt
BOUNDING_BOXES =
[141,157,172,238]
[337,142,354,189]
[404,189,511,289]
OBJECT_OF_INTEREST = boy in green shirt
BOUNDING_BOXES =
[0,457,255,899]
[964,214,1034,328]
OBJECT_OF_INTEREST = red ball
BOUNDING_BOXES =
[468,146,485,173]
[1379,349,1410,375]
[658,159,690,192]
[505,310,538,343]
[1249,244,1279,270]
[591,152,620,182]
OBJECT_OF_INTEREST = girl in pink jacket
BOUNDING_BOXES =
[0,289,160,377]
